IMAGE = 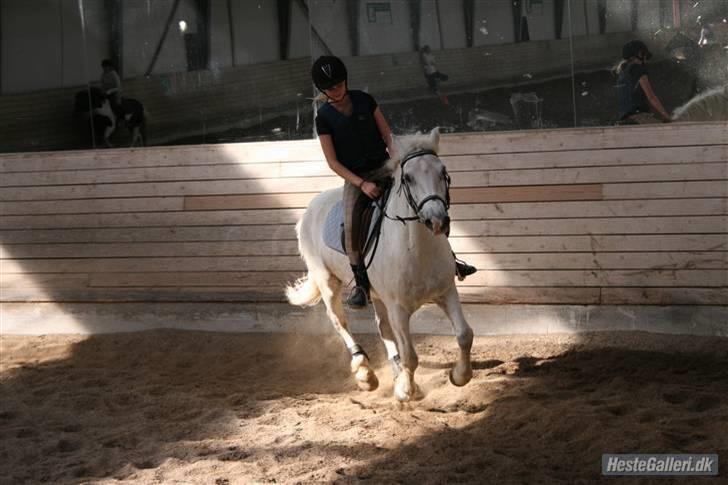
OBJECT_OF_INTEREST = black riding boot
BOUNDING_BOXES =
[454,253,477,281]
[347,263,370,308]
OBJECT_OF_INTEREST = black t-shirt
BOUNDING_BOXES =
[617,63,650,119]
[315,90,388,174]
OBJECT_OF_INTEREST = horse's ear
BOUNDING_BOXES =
[429,127,441,150]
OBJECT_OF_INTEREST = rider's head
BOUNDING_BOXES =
[622,40,652,63]
[311,56,348,96]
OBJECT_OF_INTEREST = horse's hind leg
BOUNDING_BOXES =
[437,285,473,386]
[318,273,378,391]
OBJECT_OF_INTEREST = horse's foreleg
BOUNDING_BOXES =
[318,274,378,391]
[372,297,401,373]
[438,285,473,386]
[386,303,419,402]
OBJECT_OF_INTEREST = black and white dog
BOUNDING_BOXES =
[74,87,146,147]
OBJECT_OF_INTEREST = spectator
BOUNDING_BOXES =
[614,40,671,124]
[419,45,450,105]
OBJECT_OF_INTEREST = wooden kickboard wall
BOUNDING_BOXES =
[1,122,726,306]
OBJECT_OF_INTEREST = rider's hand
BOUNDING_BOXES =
[360,181,381,199]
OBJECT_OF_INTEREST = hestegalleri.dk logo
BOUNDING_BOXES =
[602,454,718,476]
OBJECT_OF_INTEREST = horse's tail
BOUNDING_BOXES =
[285,273,321,307]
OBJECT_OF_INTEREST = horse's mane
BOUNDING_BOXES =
[386,128,441,172]
[672,85,728,122]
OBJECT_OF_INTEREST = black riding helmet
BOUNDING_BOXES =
[622,40,653,60]
[311,55,347,91]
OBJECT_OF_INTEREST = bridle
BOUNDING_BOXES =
[396,149,451,222]
[363,148,451,269]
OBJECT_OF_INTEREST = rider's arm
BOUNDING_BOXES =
[638,75,671,120]
[319,134,380,198]
[373,107,395,157]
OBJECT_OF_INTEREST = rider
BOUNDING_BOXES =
[312,55,476,309]
[100,59,123,118]
[615,40,671,124]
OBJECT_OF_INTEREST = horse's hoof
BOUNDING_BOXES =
[355,367,379,391]
[394,373,417,401]
[449,367,473,387]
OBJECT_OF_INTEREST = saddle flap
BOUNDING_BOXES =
[323,199,380,256]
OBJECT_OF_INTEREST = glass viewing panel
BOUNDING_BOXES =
[0,0,726,153]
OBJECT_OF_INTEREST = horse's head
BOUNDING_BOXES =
[393,128,451,236]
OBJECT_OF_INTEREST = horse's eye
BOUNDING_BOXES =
[403,173,413,184]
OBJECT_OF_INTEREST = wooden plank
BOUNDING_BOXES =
[0,225,298,244]
[3,235,725,260]
[0,273,90,288]
[442,145,728,171]
[448,234,728,253]
[0,209,305,229]
[2,197,722,225]
[3,252,724,275]
[2,256,307,274]
[456,287,601,304]
[0,287,289,303]
[603,181,728,199]
[0,161,333,187]
[2,216,724,244]
[88,272,301,287]
[0,139,324,172]
[0,176,342,201]
[5,268,721,288]
[0,241,301,259]
[601,288,728,305]
[3,285,725,305]
[184,185,604,211]
[185,193,317,210]
[448,216,727,237]
[456,162,728,187]
[450,199,727,220]
[439,123,728,155]
[0,197,185,216]
[455,269,727,287]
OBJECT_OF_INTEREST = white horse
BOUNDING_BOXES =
[672,84,728,122]
[286,128,473,402]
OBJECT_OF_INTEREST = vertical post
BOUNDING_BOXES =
[463,0,474,48]
[672,0,680,28]
[512,0,522,42]
[597,0,606,34]
[435,0,444,49]
[346,0,359,56]
[227,0,236,66]
[194,0,210,69]
[408,0,421,51]
[277,0,291,60]
[583,0,589,35]
[554,0,564,39]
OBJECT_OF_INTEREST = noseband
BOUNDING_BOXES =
[399,149,452,220]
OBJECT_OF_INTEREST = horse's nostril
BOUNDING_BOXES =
[443,216,451,226]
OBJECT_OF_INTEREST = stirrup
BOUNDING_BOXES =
[455,260,477,281]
